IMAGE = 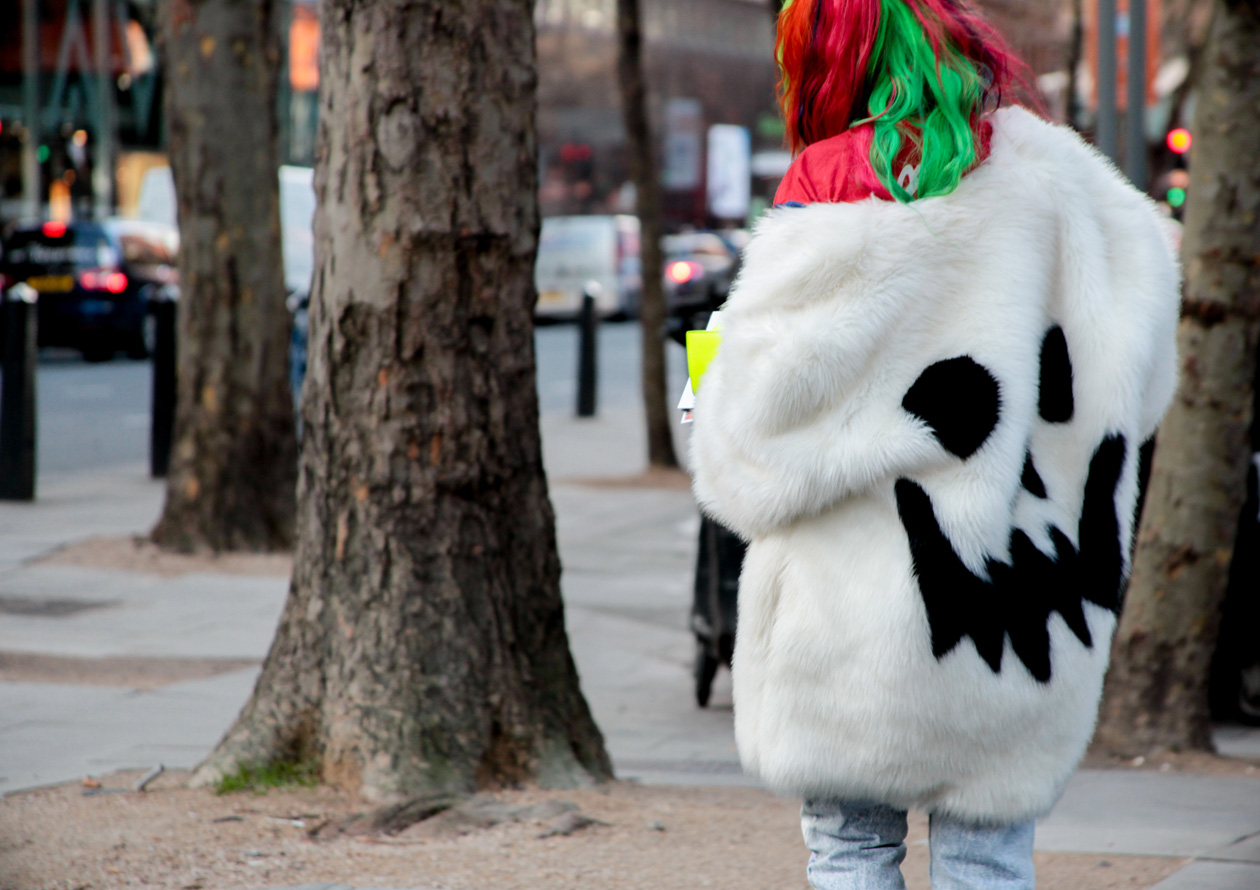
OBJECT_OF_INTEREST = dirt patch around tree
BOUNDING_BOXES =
[0,771,1188,890]
[33,536,293,578]
[0,652,259,690]
[1083,747,1260,777]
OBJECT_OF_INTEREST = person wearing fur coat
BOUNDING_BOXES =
[688,2,1181,888]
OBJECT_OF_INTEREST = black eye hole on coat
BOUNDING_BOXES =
[901,355,1001,459]
[1039,325,1075,423]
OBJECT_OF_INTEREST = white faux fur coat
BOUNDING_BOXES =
[689,106,1181,823]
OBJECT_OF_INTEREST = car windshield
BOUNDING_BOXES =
[1,226,116,273]
[662,233,733,261]
[536,218,616,280]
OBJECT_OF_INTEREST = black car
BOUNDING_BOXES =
[0,219,178,361]
[664,233,741,349]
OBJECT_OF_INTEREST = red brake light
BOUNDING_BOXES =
[42,221,67,238]
[79,270,128,293]
[667,260,699,284]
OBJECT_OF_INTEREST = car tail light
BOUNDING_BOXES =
[666,260,702,285]
[79,269,129,293]
[42,221,68,238]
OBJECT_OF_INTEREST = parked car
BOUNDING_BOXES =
[535,214,641,319]
[662,231,738,314]
[663,231,741,347]
[0,218,178,361]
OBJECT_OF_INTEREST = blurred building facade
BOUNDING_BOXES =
[3,1,1200,230]
[0,0,164,222]
[535,0,782,226]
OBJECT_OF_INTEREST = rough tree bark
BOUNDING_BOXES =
[152,0,297,552]
[1094,0,1260,755]
[616,0,679,469]
[191,0,612,802]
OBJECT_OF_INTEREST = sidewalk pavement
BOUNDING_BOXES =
[1,407,1259,890]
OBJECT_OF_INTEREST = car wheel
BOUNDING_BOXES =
[82,342,115,362]
[126,314,157,360]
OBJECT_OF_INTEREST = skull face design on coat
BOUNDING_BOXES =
[895,330,1153,684]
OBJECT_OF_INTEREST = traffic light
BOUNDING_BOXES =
[1159,128,1192,220]
[1166,128,1192,155]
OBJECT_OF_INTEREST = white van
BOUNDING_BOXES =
[534,214,641,319]
[136,164,315,298]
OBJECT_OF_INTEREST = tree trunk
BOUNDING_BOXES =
[1065,0,1084,129]
[1094,0,1260,756]
[151,0,297,552]
[616,0,678,469]
[191,0,613,802]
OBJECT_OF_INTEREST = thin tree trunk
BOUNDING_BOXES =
[616,0,678,469]
[1065,0,1084,129]
[1094,0,1260,756]
[192,0,612,802]
[152,0,297,552]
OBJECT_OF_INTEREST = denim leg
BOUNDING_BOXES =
[801,799,909,890]
[928,812,1035,890]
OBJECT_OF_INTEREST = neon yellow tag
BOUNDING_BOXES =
[686,330,723,393]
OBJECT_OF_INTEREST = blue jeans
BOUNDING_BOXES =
[801,799,1036,890]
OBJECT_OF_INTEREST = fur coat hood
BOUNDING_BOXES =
[689,106,1180,823]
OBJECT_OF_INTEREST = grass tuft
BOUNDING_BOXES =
[213,760,319,795]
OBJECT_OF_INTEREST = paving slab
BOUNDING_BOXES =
[0,564,288,659]
[1037,770,1260,859]
[0,670,258,794]
[0,465,164,570]
[1214,725,1260,760]
[1206,830,1260,863]
[1146,861,1260,889]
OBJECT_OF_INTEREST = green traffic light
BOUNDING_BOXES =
[1167,187,1187,208]
[37,144,49,163]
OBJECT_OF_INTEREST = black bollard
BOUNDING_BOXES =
[149,292,177,478]
[575,283,600,418]
[0,283,38,500]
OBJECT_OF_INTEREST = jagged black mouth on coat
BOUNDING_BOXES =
[894,435,1128,683]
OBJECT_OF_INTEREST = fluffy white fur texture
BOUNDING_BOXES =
[689,107,1181,823]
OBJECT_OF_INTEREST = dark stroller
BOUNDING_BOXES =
[691,516,746,706]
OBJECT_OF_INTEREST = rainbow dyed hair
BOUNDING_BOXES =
[776,0,1025,201]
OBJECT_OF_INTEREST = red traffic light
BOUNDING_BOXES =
[559,143,592,163]
[1167,128,1192,154]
